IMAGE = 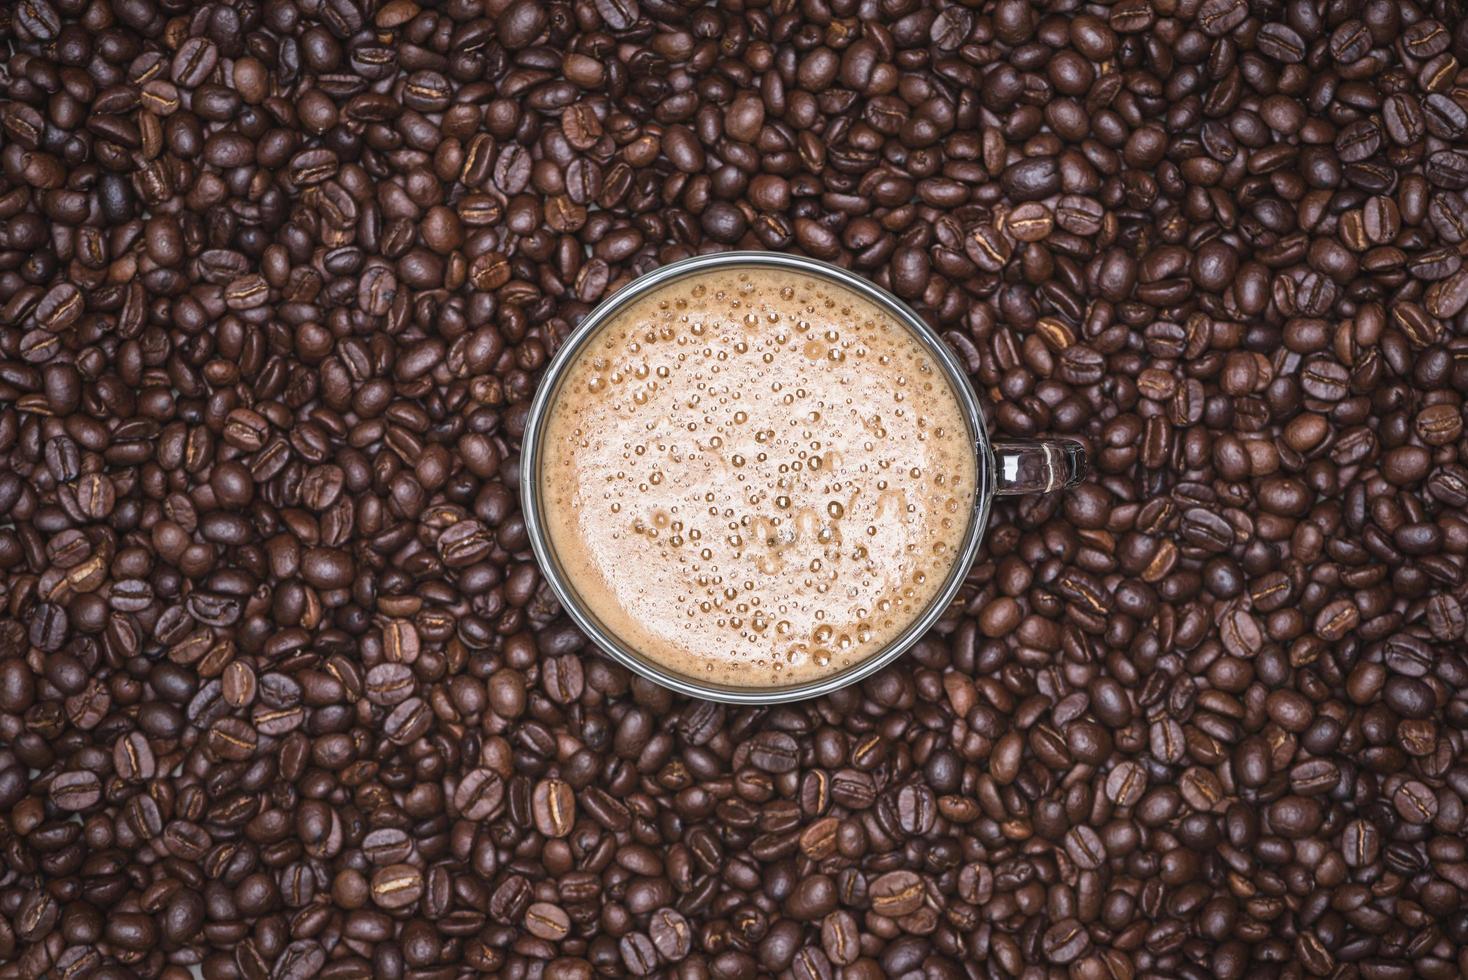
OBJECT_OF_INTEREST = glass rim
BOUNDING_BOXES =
[519,251,996,704]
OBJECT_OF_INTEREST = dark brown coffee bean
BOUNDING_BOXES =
[1316,599,1362,641]
[594,0,638,30]
[49,770,102,811]
[1105,760,1146,806]
[453,769,505,821]
[1394,781,1439,824]
[619,932,659,975]
[524,902,571,941]
[1428,150,1468,189]
[383,697,431,744]
[1426,268,1468,318]
[362,828,412,866]
[29,602,68,652]
[35,282,82,331]
[820,910,860,965]
[869,871,924,917]
[365,663,415,705]
[532,779,576,837]
[964,223,1013,272]
[371,864,424,910]
[357,265,397,315]
[648,908,691,961]
[1342,820,1381,868]
[16,0,61,40]
[223,409,270,451]
[206,717,257,761]
[1256,23,1305,62]
[437,520,493,567]
[830,770,876,809]
[1042,918,1090,964]
[1001,157,1060,201]
[1064,825,1105,870]
[113,732,157,781]
[1426,596,1466,640]
[748,731,800,773]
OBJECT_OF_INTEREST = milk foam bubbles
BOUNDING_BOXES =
[540,267,977,687]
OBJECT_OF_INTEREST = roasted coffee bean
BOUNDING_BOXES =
[383,697,431,744]
[748,731,800,773]
[619,932,659,976]
[532,779,575,838]
[1064,825,1105,870]
[1042,918,1090,964]
[869,871,924,917]
[524,902,572,941]
[220,661,256,707]
[1001,157,1060,202]
[49,770,101,811]
[15,0,62,40]
[1105,760,1147,806]
[362,828,412,866]
[648,908,692,961]
[595,0,639,30]
[1394,781,1440,825]
[113,732,156,781]
[364,663,415,705]
[453,769,505,821]
[371,864,424,910]
[820,910,861,965]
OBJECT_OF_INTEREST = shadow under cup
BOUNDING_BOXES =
[520,251,1003,704]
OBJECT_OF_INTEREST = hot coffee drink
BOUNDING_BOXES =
[538,265,978,687]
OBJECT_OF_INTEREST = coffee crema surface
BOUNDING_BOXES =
[539,266,978,687]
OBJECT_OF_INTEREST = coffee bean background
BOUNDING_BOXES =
[2,0,1468,978]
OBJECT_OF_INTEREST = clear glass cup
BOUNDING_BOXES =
[521,252,1085,703]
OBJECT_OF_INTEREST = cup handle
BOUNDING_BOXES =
[991,439,1088,496]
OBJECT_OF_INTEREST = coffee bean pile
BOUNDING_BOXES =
[3,0,1468,976]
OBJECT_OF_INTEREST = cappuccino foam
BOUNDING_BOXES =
[539,266,977,688]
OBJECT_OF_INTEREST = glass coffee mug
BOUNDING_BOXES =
[521,252,1085,703]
